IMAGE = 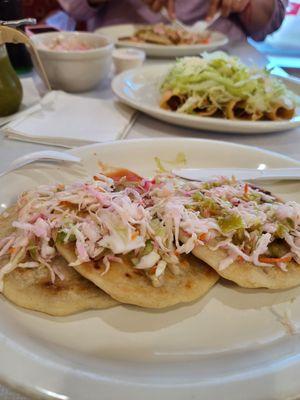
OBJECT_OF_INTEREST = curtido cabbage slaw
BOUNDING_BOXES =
[160,52,297,116]
[0,170,299,290]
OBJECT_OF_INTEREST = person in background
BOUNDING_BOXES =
[57,0,288,43]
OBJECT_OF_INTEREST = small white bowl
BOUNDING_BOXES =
[31,31,113,92]
[112,48,145,74]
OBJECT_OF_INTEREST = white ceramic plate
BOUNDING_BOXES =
[112,64,300,134]
[95,24,228,57]
[1,138,300,400]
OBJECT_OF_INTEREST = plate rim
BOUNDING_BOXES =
[1,138,300,400]
[95,23,229,55]
[68,137,300,164]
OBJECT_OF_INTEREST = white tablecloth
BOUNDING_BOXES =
[0,41,299,400]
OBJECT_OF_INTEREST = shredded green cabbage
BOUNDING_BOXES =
[141,239,154,256]
[218,213,244,233]
[56,230,76,243]
[160,52,298,114]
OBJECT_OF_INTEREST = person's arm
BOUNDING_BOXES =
[238,0,288,41]
[57,0,106,21]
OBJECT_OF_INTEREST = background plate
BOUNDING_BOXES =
[1,138,300,400]
[95,24,228,57]
[112,65,300,134]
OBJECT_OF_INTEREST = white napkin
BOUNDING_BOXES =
[0,77,41,127]
[3,91,136,148]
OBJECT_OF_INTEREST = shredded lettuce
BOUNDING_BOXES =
[161,52,298,114]
[172,152,187,166]
[154,152,187,173]
[154,157,168,173]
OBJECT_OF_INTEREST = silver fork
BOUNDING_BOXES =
[191,11,221,33]
[160,7,187,32]
[160,7,221,33]
[0,150,81,178]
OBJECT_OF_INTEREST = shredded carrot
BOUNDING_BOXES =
[244,183,249,195]
[237,256,243,262]
[131,231,139,240]
[8,247,17,254]
[175,250,180,256]
[198,233,207,242]
[259,256,292,264]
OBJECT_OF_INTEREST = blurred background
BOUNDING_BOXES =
[250,0,300,77]
[19,0,300,76]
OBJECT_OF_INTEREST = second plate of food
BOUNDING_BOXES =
[112,53,300,134]
[96,23,228,57]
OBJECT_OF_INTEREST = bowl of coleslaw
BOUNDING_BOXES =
[31,31,113,92]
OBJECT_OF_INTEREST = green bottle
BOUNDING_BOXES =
[0,0,32,73]
[0,43,23,117]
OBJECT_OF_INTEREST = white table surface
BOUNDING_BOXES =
[0,41,299,400]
